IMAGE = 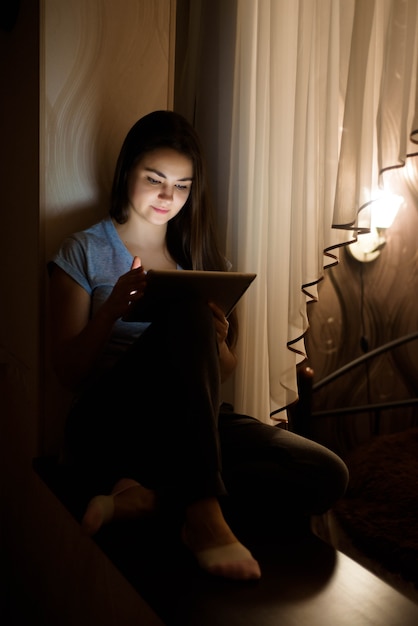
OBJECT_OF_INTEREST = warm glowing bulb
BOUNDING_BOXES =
[347,191,404,262]
[371,194,403,229]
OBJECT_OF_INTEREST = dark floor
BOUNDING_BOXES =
[28,457,418,626]
[1,524,338,626]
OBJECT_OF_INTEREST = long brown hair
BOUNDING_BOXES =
[110,110,238,348]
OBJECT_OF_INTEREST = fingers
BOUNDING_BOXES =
[131,255,142,270]
[127,272,147,302]
[208,302,229,343]
[109,263,147,318]
[208,301,222,317]
[220,318,229,343]
[128,257,146,298]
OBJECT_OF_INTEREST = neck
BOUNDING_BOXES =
[113,215,175,270]
[115,215,166,250]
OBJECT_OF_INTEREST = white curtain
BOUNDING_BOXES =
[226,0,418,423]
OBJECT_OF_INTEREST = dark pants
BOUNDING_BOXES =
[64,297,349,525]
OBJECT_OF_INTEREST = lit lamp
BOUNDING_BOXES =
[348,193,403,262]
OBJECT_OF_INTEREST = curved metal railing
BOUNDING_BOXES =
[312,331,418,392]
[310,331,418,423]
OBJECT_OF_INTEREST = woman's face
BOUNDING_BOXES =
[127,147,193,226]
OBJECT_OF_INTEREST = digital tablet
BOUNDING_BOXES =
[123,269,257,322]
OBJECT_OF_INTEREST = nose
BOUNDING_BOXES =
[158,184,173,201]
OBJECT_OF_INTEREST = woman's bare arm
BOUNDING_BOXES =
[49,267,115,390]
[208,302,238,383]
[49,258,146,391]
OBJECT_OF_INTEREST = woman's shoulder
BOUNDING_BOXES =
[49,217,120,284]
[72,216,112,241]
[50,217,113,267]
[60,216,117,252]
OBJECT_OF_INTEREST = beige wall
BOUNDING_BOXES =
[42,0,176,261]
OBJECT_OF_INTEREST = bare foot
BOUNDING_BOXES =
[81,478,157,536]
[182,498,261,581]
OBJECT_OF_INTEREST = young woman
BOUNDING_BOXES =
[49,110,349,581]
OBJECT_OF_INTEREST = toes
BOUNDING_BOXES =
[206,559,261,580]
[193,542,262,581]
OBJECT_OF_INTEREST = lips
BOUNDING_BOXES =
[152,206,170,214]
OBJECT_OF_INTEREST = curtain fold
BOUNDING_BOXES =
[226,0,418,423]
[377,0,418,174]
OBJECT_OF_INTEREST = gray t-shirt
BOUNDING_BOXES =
[50,216,151,375]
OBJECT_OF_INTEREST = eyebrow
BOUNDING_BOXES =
[144,166,194,182]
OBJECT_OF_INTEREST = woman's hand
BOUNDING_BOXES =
[208,301,230,347]
[102,256,147,322]
[208,302,237,382]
